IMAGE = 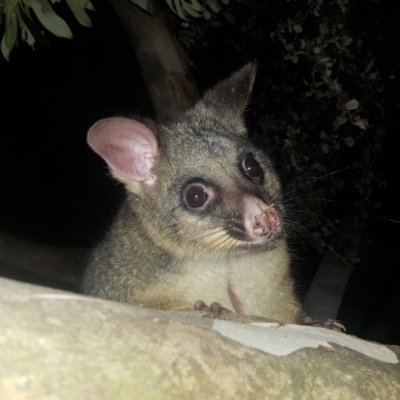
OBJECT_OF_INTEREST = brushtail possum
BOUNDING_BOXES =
[81,63,308,324]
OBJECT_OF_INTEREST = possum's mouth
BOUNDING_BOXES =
[252,202,280,238]
[242,196,281,242]
[226,196,283,245]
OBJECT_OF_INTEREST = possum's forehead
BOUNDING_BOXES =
[164,118,244,160]
[171,132,232,157]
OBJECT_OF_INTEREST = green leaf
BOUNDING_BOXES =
[29,0,73,39]
[365,60,374,74]
[128,0,149,12]
[4,4,18,50]
[319,22,329,36]
[293,24,302,33]
[174,0,187,20]
[208,0,220,14]
[165,0,175,14]
[20,7,50,46]
[354,120,367,130]
[345,99,359,110]
[337,116,348,125]
[321,143,329,154]
[344,136,355,147]
[344,36,353,46]
[86,1,95,11]
[5,0,19,11]
[66,0,92,28]
[222,10,234,23]
[290,153,297,168]
[202,8,211,20]
[189,0,203,12]
[1,33,11,61]
[182,1,201,17]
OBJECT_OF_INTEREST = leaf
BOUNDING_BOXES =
[129,0,149,12]
[344,136,355,147]
[19,16,36,47]
[321,143,329,154]
[208,0,220,14]
[222,11,234,24]
[20,7,50,46]
[331,81,342,93]
[182,1,201,17]
[66,0,92,27]
[344,36,352,46]
[189,0,203,12]
[87,2,95,11]
[202,9,211,20]
[319,22,329,36]
[320,130,327,139]
[354,120,367,130]
[369,72,377,80]
[365,60,374,73]
[1,33,11,61]
[165,0,175,14]
[174,0,187,20]
[293,24,302,33]
[4,4,18,50]
[290,153,297,168]
[337,116,348,126]
[29,0,73,39]
[345,99,359,110]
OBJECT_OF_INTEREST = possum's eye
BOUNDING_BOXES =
[242,157,263,179]
[183,185,209,208]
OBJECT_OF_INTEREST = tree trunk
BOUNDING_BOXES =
[107,0,199,120]
[1,277,399,399]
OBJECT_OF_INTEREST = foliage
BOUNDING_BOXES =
[0,0,95,60]
[172,0,392,254]
[0,0,228,60]
[130,0,229,20]
[265,0,388,253]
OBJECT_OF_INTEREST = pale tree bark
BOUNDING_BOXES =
[108,0,199,120]
[1,277,400,399]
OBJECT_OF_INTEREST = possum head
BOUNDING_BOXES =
[88,63,285,255]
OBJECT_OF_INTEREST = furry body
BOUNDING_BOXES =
[82,64,307,324]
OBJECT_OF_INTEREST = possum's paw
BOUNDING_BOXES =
[305,319,346,333]
[194,301,233,319]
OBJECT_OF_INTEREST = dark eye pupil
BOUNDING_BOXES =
[185,185,208,208]
[243,157,262,178]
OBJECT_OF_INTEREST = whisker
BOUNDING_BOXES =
[281,164,357,201]
[285,219,339,258]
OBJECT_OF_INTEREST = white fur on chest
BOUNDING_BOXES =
[175,244,289,316]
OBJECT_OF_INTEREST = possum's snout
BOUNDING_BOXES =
[243,196,281,240]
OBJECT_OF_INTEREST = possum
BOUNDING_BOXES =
[81,63,312,324]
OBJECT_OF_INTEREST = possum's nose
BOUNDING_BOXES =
[242,195,280,240]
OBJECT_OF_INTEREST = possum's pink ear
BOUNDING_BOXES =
[87,117,158,185]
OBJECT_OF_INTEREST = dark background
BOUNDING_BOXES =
[1,1,399,345]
